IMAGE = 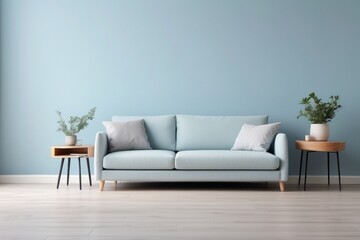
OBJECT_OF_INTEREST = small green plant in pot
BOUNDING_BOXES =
[297,92,342,141]
[57,107,96,146]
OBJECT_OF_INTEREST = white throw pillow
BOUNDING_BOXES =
[103,119,152,152]
[231,122,281,152]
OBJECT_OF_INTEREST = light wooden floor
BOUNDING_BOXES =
[0,182,360,240]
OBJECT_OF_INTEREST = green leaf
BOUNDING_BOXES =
[56,107,96,135]
[297,93,342,123]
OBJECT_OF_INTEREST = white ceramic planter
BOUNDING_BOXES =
[65,135,77,146]
[310,124,329,141]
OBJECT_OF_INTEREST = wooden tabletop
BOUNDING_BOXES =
[51,145,94,149]
[295,140,345,152]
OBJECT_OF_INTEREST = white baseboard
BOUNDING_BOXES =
[0,175,95,184]
[0,175,359,184]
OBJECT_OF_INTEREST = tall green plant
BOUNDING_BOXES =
[57,107,96,136]
[297,92,342,124]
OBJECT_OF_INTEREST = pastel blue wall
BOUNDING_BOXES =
[1,0,360,176]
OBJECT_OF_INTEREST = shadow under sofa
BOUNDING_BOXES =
[95,115,289,191]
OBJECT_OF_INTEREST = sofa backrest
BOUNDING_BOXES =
[112,115,176,151]
[176,115,268,151]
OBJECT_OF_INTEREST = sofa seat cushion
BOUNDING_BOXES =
[175,150,279,170]
[103,150,175,170]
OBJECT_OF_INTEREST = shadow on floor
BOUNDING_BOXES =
[111,181,283,191]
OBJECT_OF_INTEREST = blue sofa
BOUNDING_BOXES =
[95,115,288,191]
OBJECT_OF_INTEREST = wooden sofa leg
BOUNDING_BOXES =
[99,180,105,191]
[279,181,285,192]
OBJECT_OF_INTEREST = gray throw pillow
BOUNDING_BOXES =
[231,122,281,152]
[103,119,152,152]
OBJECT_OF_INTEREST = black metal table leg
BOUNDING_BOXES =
[67,158,71,186]
[86,157,92,186]
[57,158,65,189]
[78,157,82,190]
[298,150,304,186]
[327,152,330,185]
[336,151,342,191]
[304,151,309,191]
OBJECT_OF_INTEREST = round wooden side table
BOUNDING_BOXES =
[295,140,345,191]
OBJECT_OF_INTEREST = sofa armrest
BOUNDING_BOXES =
[274,133,289,182]
[94,131,108,180]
